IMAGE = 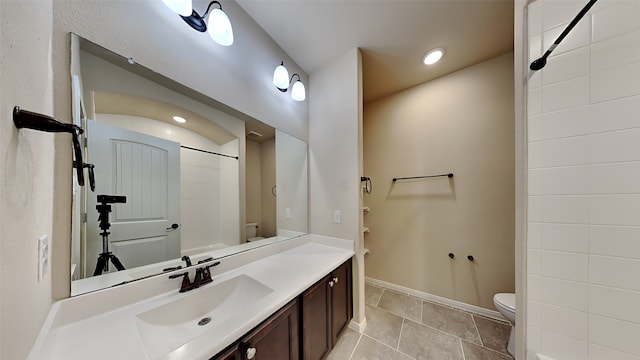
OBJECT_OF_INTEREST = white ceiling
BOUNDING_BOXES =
[235,0,514,102]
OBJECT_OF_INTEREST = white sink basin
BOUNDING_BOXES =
[135,274,273,358]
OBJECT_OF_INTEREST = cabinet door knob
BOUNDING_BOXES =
[333,276,339,284]
[329,280,334,288]
[246,347,257,359]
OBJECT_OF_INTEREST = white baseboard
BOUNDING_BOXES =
[365,276,507,323]
[349,318,367,333]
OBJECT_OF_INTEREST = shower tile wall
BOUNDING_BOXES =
[527,1,640,359]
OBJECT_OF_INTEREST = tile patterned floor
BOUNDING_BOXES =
[328,283,513,360]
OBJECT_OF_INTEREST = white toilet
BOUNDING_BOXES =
[245,223,264,242]
[493,293,516,356]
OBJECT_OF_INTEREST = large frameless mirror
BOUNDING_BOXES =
[69,34,307,295]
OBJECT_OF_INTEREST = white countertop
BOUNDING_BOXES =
[29,235,354,360]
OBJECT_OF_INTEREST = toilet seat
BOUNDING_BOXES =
[494,293,515,313]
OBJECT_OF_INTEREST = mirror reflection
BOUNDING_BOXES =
[70,34,307,295]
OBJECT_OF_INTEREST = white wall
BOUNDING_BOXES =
[526,0,640,358]
[309,48,364,324]
[0,2,55,359]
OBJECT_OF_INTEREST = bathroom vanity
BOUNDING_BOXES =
[28,235,354,360]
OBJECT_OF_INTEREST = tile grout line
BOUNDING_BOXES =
[347,333,363,360]
[470,314,484,347]
[460,339,467,360]
[397,317,405,352]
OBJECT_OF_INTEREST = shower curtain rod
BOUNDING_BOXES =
[392,173,453,182]
[180,145,239,160]
[530,0,598,71]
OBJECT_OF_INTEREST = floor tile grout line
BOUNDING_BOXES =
[347,332,363,360]
[470,313,484,347]
[397,317,405,352]
[460,338,467,360]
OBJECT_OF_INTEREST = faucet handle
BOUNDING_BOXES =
[168,271,194,293]
[197,257,214,264]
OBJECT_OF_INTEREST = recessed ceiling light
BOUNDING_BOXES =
[173,116,186,123]
[423,48,444,65]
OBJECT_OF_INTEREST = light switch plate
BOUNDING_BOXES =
[333,210,341,224]
[38,234,49,281]
[285,207,292,219]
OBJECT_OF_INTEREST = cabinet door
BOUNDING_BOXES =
[330,259,352,346]
[212,347,239,360]
[302,275,331,360]
[239,299,299,360]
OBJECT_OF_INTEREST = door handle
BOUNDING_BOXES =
[166,223,179,231]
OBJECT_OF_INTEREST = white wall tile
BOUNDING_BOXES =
[529,222,542,249]
[529,169,543,195]
[529,196,542,223]
[590,162,640,195]
[543,18,591,57]
[529,114,543,142]
[541,166,590,195]
[590,255,640,291]
[589,343,640,360]
[529,274,543,301]
[529,300,542,327]
[543,47,590,86]
[530,32,544,65]
[542,0,589,31]
[541,76,589,113]
[528,325,541,354]
[529,249,542,275]
[592,29,640,73]
[590,95,640,133]
[540,304,588,340]
[541,136,590,167]
[541,223,589,253]
[590,195,640,226]
[590,284,640,323]
[540,106,591,140]
[541,196,590,224]
[589,314,640,356]
[590,225,640,259]
[529,141,543,169]
[541,250,588,282]
[592,0,640,43]
[541,329,589,360]
[528,1,543,36]
[541,276,589,312]
[529,87,543,116]
[591,62,640,103]
[591,129,640,164]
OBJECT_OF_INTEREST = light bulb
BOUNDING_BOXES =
[161,0,193,17]
[207,8,234,46]
[273,63,290,91]
[423,48,444,65]
[291,80,306,101]
[173,116,186,123]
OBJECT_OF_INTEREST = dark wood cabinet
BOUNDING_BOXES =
[211,300,299,360]
[302,258,352,360]
[211,258,352,360]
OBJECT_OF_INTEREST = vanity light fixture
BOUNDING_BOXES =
[161,0,234,46]
[422,48,444,65]
[272,61,306,102]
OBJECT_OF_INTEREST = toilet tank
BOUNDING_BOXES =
[245,223,259,239]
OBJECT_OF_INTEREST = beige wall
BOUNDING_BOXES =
[0,2,55,359]
[363,52,515,310]
[260,139,276,237]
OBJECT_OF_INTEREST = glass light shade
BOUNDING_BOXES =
[161,0,193,16]
[173,116,186,123]
[423,48,444,65]
[207,8,234,46]
[273,64,290,91]
[291,80,306,101]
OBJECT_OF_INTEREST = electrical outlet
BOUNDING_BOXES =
[285,208,292,219]
[333,210,341,224]
[38,235,49,281]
